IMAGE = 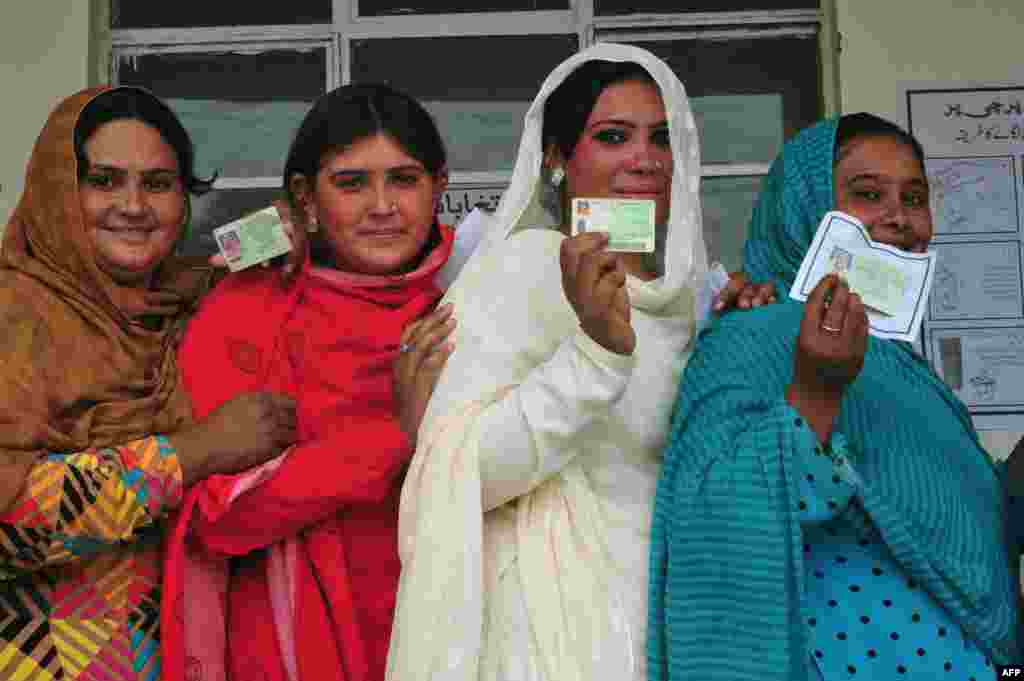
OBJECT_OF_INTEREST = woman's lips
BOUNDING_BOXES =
[101,226,157,243]
[614,188,665,198]
[360,228,405,239]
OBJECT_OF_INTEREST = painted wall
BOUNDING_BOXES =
[0,2,94,229]
[834,0,1022,126]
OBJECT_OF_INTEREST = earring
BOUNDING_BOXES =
[549,166,565,188]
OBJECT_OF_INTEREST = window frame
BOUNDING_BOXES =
[101,0,837,240]
[109,25,338,189]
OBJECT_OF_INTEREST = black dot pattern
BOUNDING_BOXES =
[795,430,993,681]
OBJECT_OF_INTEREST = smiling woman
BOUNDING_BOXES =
[385,43,710,681]
[163,83,456,681]
[0,86,296,681]
[78,119,186,284]
[648,113,1020,681]
[291,134,446,275]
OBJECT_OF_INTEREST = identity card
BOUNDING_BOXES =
[212,206,293,272]
[571,198,655,253]
[789,211,937,342]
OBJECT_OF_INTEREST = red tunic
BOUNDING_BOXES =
[162,225,453,681]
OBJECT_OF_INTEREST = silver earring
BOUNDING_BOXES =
[549,166,565,187]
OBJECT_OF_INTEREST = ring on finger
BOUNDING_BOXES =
[820,323,842,335]
[398,342,413,354]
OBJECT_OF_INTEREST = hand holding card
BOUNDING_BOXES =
[789,211,937,342]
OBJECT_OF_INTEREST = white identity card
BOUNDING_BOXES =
[571,198,655,253]
[789,211,937,342]
[212,206,293,272]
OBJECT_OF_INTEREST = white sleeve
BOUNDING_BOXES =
[476,329,635,511]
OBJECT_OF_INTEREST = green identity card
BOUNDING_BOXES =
[571,198,655,253]
[212,206,293,272]
[828,245,907,317]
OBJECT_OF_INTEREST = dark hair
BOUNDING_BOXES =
[74,87,213,195]
[833,112,926,173]
[283,83,447,267]
[542,60,657,160]
[283,83,446,201]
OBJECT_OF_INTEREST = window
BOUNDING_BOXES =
[350,35,578,174]
[116,48,328,180]
[595,0,817,14]
[111,0,331,28]
[356,0,568,16]
[595,7,825,266]
[106,0,832,266]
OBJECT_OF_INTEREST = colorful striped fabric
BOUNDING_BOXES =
[0,435,181,681]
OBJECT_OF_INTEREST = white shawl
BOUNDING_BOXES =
[387,43,707,681]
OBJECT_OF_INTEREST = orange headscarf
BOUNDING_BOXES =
[0,86,214,511]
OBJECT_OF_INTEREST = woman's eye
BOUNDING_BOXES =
[594,129,627,145]
[84,173,114,190]
[334,175,366,190]
[390,173,421,187]
[652,129,671,149]
[855,189,882,201]
[144,177,177,192]
[903,192,928,208]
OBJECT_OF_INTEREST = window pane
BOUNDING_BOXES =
[111,0,331,28]
[634,36,821,163]
[701,175,762,271]
[351,35,578,173]
[117,50,326,179]
[596,0,817,14]
[359,0,566,15]
[180,188,284,258]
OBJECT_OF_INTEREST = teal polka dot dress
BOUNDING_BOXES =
[795,418,993,680]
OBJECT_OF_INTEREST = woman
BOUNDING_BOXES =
[648,113,1020,680]
[162,83,456,681]
[385,43,766,681]
[0,87,294,680]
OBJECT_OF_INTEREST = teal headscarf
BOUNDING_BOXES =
[648,116,1020,681]
[743,116,837,290]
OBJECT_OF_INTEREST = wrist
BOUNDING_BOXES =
[579,322,633,356]
[785,381,842,444]
[167,429,209,487]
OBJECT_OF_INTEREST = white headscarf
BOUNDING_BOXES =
[474,41,707,316]
[387,43,707,681]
